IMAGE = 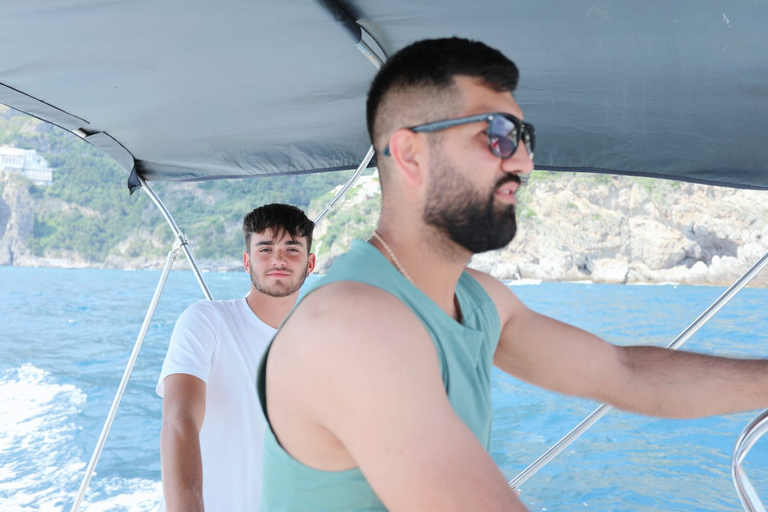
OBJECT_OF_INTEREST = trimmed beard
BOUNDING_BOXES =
[249,263,309,298]
[423,154,518,254]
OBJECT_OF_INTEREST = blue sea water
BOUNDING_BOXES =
[1,266,767,511]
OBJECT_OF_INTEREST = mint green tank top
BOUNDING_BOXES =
[257,239,501,511]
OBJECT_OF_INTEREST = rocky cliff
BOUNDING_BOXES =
[0,172,34,266]
[314,172,768,287]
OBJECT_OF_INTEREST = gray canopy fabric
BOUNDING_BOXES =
[1,0,767,190]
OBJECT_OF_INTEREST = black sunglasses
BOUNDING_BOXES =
[382,112,535,160]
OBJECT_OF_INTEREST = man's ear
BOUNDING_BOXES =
[306,253,316,276]
[243,251,250,272]
[387,129,424,186]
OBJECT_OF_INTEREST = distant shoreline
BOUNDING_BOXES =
[4,260,764,288]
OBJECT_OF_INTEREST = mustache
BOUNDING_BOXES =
[494,173,528,190]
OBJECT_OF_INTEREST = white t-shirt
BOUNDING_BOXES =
[156,298,276,512]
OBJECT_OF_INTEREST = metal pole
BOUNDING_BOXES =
[314,146,375,226]
[69,242,181,512]
[509,247,768,490]
[312,21,382,227]
[308,15,381,226]
[356,39,384,69]
[69,179,214,510]
[139,177,213,301]
[313,0,386,70]
[732,409,768,512]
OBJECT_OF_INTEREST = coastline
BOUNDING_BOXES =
[4,172,768,288]
[5,255,766,288]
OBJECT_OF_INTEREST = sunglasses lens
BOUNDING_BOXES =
[489,116,518,158]
[523,123,535,155]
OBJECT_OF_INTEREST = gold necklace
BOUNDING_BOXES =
[371,230,463,322]
[372,230,415,285]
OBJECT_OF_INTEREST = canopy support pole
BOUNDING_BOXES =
[69,180,212,511]
[508,247,768,491]
[139,177,213,301]
[313,0,386,69]
[732,409,768,512]
[314,146,375,225]
[308,0,383,228]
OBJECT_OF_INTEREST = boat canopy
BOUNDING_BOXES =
[1,0,767,190]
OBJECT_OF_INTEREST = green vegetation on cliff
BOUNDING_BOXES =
[0,113,149,261]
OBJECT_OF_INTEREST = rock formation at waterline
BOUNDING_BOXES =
[471,174,768,286]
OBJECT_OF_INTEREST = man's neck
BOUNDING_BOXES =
[373,220,470,319]
[245,290,299,329]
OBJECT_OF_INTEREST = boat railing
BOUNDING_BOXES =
[508,247,768,491]
[68,177,213,512]
[732,409,768,512]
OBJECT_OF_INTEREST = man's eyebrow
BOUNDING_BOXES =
[254,239,303,247]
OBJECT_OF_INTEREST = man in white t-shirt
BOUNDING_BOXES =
[156,203,315,512]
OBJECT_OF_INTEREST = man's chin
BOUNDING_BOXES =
[258,278,307,298]
[452,220,517,254]
[461,234,516,254]
[263,285,296,298]
[251,282,289,298]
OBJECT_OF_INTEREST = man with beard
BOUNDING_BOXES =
[157,203,314,512]
[257,38,768,512]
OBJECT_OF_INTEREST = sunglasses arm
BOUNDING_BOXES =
[409,114,492,133]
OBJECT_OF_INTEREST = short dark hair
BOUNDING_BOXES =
[242,203,314,252]
[366,37,519,149]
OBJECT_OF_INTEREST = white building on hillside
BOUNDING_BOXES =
[0,146,53,185]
